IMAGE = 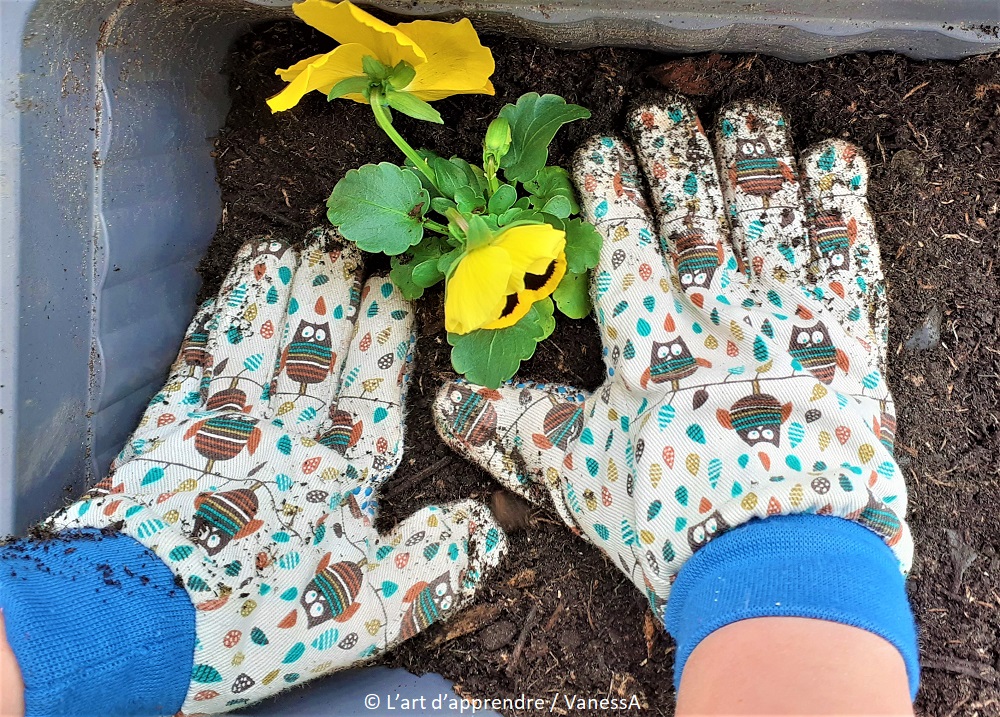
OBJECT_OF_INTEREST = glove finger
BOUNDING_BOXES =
[572,134,671,386]
[356,501,507,653]
[800,140,888,369]
[626,97,746,301]
[205,237,297,415]
[433,379,589,526]
[716,102,811,287]
[111,298,216,470]
[268,228,364,433]
[318,276,415,488]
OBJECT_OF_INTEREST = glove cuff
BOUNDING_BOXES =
[0,528,195,716]
[665,514,919,699]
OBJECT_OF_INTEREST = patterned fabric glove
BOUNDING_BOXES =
[50,228,506,714]
[434,97,911,622]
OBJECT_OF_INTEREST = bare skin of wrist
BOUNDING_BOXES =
[677,616,914,716]
[0,613,25,717]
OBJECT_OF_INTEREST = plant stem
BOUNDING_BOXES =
[369,88,436,186]
[423,219,449,234]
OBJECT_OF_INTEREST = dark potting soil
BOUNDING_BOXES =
[202,20,1000,716]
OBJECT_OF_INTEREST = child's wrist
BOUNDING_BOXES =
[666,514,919,700]
[0,529,195,717]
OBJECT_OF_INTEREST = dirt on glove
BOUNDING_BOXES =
[201,20,1000,716]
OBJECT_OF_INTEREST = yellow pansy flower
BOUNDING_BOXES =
[267,0,495,112]
[445,224,567,335]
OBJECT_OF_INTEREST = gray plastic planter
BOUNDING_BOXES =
[0,0,998,712]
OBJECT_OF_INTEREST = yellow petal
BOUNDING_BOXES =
[482,253,567,330]
[292,0,425,67]
[275,52,329,82]
[445,246,512,335]
[267,44,371,112]
[393,18,495,101]
[493,224,566,290]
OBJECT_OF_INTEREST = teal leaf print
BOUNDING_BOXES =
[788,422,805,448]
[283,643,306,664]
[662,540,676,563]
[818,145,836,172]
[381,581,398,598]
[169,545,194,562]
[312,628,340,650]
[657,404,675,429]
[753,336,769,362]
[708,458,722,489]
[686,424,706,444]
[192,664,223,683]
[761,319,774,338]
[647,500,663,521]
[244,354,264,372]
[674,485,689,506]
[277,435,293,455]
[140,467,165,486]
[251,627,269,645]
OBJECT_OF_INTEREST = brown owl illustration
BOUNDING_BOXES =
[852,490,903,546]
[183,414,262,474]
[640,337,711,391]
[728,134,795,208]
[669,226,724,292]
[532,400,584,451]
[249,238,291,262]
[279,320,335,395]
[317,409,363,455]
[687,510,730,551]
[190,488,263,556]
[717,393,793,447]
[180,310,212,376]
[439,386,499,447]
[301,557,364,628]
[397,572,456,641]
[787,320,849,385]
[812,210,853,273]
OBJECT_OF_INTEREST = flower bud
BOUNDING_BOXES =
[484,117,512,159]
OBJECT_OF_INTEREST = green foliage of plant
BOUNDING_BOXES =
[326,90,603,387]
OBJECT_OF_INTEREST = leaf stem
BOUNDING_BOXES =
[369,88,436,187]
[423,218,449,234]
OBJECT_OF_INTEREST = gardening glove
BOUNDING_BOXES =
[433,98,918,695]
[0,228,506,717]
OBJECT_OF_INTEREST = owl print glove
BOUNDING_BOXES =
[0,228,505,717]
[434,98,918,695]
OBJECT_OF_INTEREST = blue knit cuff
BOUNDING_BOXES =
[0,528,195,716]
[665,514,919,700]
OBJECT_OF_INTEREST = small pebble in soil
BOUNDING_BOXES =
[904,305,942,351]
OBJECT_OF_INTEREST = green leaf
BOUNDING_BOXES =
[362,55,390,80]
[488,184,518,215]
[387,60,416,89]
[429,156,475,200]
[430,196,457,214]
[327,163,430,255]
[438,247,464,278]
[448,299,555,388]
[328,76,371,101]
[499,93,591,183]
[525,166,580,214]
[465,214,492,251]
[553,270,591,319]
[455,185,486,214]
[563,217,603,273]
[411,259,444,288]
[385,90,443,124]
[541,194,573,218]
[389,236,449,299]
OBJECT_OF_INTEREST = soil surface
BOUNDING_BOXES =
[204,21,1000,716]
